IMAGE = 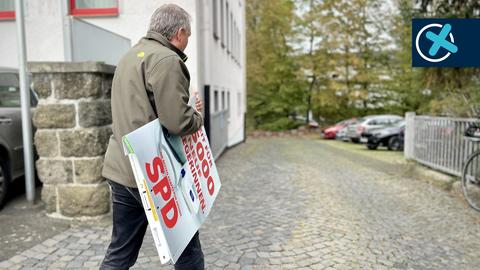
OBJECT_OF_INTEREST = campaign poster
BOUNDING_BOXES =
[122,120,221,264]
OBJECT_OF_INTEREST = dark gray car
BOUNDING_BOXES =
[0,67,38,208]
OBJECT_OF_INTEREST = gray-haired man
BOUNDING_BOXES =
[100,4,204,270]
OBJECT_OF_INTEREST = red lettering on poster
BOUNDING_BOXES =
[145,156,164,182]
[161,198,178,228]
[145,156,179,228]
[207,176,215,195]
[152,176,171,200]
[183,135,206,213]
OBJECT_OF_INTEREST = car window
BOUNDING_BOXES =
[388,118,399,125]
[0,73,21,107]
[394,120,405,127]
[381,119,391,125]
[0,73,38,108]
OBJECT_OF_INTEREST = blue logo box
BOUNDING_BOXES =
[412,18,480,67]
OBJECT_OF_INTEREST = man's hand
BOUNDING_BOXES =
[194,92,203,112]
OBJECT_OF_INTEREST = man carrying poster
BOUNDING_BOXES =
[100,4,205,270]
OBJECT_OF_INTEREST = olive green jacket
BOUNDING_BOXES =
[102,31,203,188]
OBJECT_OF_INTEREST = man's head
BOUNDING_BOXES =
[148,4,191,52]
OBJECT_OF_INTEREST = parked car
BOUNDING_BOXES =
[337,126,350,141]
[364,120,405,150]
[346,115,403,143]
[0,68,38,208]
[322,118,357,139]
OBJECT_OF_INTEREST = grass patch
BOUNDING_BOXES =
[315,137,406,165]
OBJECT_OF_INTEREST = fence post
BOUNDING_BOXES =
[405,112,416,160]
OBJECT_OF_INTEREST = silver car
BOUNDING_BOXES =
[346,115,403,143]
[0,68,38,208]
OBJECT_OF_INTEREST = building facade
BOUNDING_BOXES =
[0,0,246,156]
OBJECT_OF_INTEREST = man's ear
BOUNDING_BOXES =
[178,27,187,37]
[169,29,179,43]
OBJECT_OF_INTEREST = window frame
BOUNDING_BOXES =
[69,0,119,17]
[212,0,219,40]
[227,91,231,118]
[221,90,225,111]
[230,12,234,57]
[0,10,14,20]
[220,0,225,48]
[0,0,15,21]
[226,2,230,54]
[214,90,219,112]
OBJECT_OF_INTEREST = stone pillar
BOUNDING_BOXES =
[29,62,114,218]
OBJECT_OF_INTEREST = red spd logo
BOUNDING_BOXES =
[145,156,178,228]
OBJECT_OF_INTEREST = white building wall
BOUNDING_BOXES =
[0,21,18,68]
[199,0,246,146]
[0,0,245,147]
[0,0,66,68]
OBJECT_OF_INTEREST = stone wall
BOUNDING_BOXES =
[29,62,114,218]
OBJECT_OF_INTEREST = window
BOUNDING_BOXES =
[214,90,219,112]
[221,91,225,111]
[0,73,37,107]
[70,0,119,17]
[227,91,231,117]
[238,28,241,65]
[220,0,225,47]
[226,2,229,54]
[230,13,233,56]
[212,0,219,40]
[0,0,15,20]
[0,73,19,107]
[233,21,237,60]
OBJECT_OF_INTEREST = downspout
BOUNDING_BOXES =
[195,0,207,104]
[60,0,72,61]
[195,0,212,141]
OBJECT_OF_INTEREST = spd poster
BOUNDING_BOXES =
[122,120,221,264]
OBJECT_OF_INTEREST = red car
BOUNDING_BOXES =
[322,118,357,139]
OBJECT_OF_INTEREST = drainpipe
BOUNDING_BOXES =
[60,0,73,61]
[195,0,207,108]
[15,0,35,205]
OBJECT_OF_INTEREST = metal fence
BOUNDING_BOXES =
[210,110,229,159]
[405,113,480,177]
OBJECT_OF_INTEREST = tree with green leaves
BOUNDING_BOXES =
[246,0,306,130]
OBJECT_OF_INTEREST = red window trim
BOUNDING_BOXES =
[0,11,15,20]
[69,0,119,17]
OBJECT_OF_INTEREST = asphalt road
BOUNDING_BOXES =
[1,137,480,269]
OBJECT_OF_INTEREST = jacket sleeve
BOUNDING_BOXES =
[146,56,203,136]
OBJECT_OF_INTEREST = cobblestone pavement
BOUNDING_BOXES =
[1,138,480,269]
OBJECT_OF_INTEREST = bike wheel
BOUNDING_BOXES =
[462,150,480,212]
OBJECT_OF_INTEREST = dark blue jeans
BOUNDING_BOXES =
[100,180,204,270]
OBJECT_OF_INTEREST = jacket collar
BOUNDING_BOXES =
[145,31,188,62]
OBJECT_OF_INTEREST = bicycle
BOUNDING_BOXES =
[462,122,480,212]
